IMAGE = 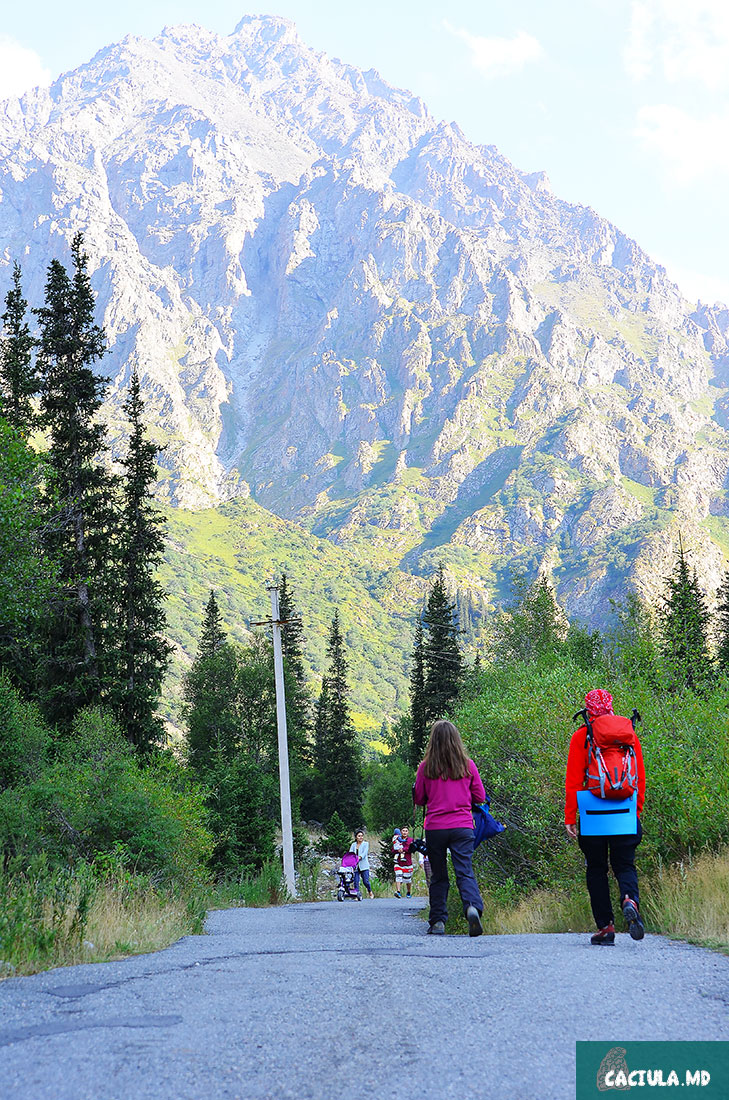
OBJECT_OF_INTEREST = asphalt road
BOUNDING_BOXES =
[2,898,729,1100]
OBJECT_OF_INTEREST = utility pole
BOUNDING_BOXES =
[267,581,297,898]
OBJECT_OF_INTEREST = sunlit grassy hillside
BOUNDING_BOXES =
[159,497,426,732]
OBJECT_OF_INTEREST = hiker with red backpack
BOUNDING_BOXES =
[565,689,646,945]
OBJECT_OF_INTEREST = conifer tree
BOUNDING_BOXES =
[0,263,37,432]
[199,590,226,658]
[110,369,171,751]
[716,570,729,675]
[409,619,428,766]
[422,563,463,721]
[277,573,311,771]
[312,611,362,827]
[35,233,117,725]
[0,421,53,690]
[660,541,714,692]
[184,592,239,772]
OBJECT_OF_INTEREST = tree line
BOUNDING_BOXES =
[0,237,169,750]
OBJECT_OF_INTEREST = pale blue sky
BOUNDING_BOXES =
[2,0,728,304]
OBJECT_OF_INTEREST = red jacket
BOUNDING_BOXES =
[564,719,645,825]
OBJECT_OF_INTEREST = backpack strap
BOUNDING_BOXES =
[577,709,609,797]
[573,708,591,749]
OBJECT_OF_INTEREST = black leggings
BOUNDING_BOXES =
[578,821,642,928]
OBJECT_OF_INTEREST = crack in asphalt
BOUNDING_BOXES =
[0,1015,183,1048]
[44,946,488,999]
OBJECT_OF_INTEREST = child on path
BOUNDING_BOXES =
[565,688,646,945]
[393,825,414,898]
[413,720,485,936]
[350,830,375,898]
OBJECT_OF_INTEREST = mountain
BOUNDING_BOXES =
[2,13,729,675]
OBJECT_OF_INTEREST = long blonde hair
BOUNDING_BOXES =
[422,720,471,780]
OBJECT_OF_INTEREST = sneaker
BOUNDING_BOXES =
[394,891,401,898]
[466,905,483,938]
[590,923,615,946]
[427,920,445,935]
[622,896,645,941]
[406,891,411,898]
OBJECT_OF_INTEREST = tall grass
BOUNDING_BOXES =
[645,850,729,951]
[451,850,729,949]
[0,858,205,979]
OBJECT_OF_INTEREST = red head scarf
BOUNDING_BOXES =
[585,689,613,718]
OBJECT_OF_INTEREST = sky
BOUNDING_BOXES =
[2,0,728,305]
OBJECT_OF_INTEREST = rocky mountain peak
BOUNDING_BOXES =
[1,16,728,627]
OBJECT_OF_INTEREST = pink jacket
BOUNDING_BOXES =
[413,759,486,830]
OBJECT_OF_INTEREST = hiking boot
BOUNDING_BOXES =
[622,896,645,941]
[466,905,483,938]
[590,923,615,946]
[427,920,445,935]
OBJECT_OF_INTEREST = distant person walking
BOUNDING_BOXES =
[413,720,485,936]
[350,830,374,899]
[565,689,646,945]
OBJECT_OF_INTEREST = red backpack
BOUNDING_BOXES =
[574,709,641,800]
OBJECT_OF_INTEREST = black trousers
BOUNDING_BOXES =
[425,827,483,926]
[578,820,642,928]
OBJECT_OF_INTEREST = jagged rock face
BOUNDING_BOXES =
[2,15,729,622]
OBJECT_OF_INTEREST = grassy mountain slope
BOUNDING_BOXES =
[159,496,425,732]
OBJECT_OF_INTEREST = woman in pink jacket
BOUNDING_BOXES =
[413,720,485,937]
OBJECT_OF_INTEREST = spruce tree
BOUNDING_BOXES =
[0,421,53,690]
[660,541,714,692]
[409,619,428,766]
[199,590,226,658]
[277,573,311,772]
[110,369,171,751]
[184,593,239,772]
[0,263,37,432]
[312,611,363,827]
[716,570,729,675]
[35,233,117,725]
[422,563,463,722]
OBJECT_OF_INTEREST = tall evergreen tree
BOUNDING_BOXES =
[0,263,37,432]
[716,570,729,675]
[0,421,53,690]
[199,590,226,658]
[277,573,311,771]
[184,593,238,772]
[660,541,714,692]
[422,563,463,722]
[409,619,428,766]
[312,611,362,827]
[35,233,117,725]
[110,369,171,751]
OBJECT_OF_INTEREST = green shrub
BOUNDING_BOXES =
[204,755,278,876]
[376,830,396,883]
[363,757,415,833]
[0,674,50,790]
[0,706,212,882]
[322,811,352,857]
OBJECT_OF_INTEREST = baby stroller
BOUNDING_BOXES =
[336,852,361,901]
